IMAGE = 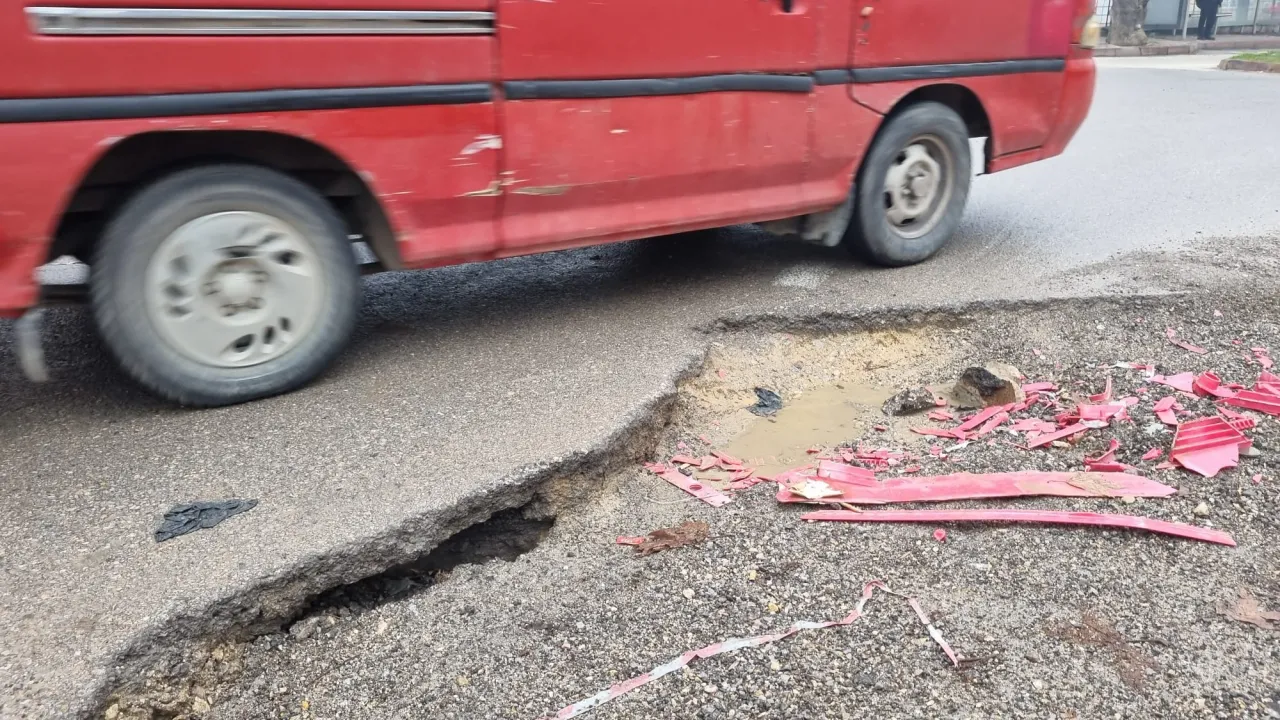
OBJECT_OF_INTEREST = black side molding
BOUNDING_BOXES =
[0,83,493,124]
[812,69,855,86]
[504,73,814,101]
[851,58,1066,84]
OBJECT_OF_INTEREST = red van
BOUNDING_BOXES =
[0,1,1098,406]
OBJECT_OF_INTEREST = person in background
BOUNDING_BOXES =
[1197,0,1223,40]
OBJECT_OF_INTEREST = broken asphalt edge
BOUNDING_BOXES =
[81,290,1188,718]
[88,364,700,719]
[700,291,1185,336]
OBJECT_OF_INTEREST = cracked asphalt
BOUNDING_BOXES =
[203,299,1280,720]
[2,56,1280,719]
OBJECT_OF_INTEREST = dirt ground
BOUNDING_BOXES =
[117,295,1280,720]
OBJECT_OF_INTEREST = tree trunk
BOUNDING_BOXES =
[1109,0,1151,45]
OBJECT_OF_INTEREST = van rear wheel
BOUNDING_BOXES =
[844,102,971,267]
[92,165,359,406]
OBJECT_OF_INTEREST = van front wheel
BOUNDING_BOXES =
[91,165,360,406]
[844,102,971,267]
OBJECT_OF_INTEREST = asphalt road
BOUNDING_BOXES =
[2,56,1279,719]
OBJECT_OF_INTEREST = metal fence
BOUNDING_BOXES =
[1097,0,1280,34]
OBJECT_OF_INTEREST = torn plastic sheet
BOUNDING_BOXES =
[644,463,732,506]
[778,470,1175,505]
[1141,447,1164,461]
[816,460,878,485]
[1022,381,1058,393]
[1154,396,1181,426]
[1150,373,1197,394]
[1026,422,1092,449]
[802,509,1236,546]
[1171,417,1250,478]
[1166,328,1209,355]
[548,581,958,719]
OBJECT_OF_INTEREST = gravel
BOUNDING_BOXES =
[139,295,1280,720]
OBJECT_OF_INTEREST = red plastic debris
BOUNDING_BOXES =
[698,435,712,444]
[670,454,700,465]
[933,528,947,543]
[955,405,1009,434]
[778,470,1174,505]
[874,424,888,432]
[1166,327,1209,355]
[1150,373,1197,394]
[816,460,878,486]
[1171,417,1251,478]
[616,536,646,546]
[716,368,726,379]
[1141,447,1164,461]
[912,427,965,439]
[1084,439,1132,473]
[1026,422,1091,448]
[927,410,954,422]
[903,465,922,473]
[1256,370,1280,396]
[547,581,957,719]
[646,464,732,507]
[1155,460,1176,470]
[1254,474,1264,485]
[802,508,1236,546]
[1077,403,1128,423]
[1153,396,1180,426]
[1192,371,1237,399]
[1006,418,1054,434]
[973,411,1010,437]
[1089,378,1113,403]
[1253,348,1274,370]
[1218,408,1256,431]
[1222,390,1280,416]
[1022,382,1058,393]
[711,450,743,466]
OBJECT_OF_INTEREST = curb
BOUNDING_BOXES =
[1219,57,1280,72]
[1094,35,1280,57]
[1094,42,1199,57]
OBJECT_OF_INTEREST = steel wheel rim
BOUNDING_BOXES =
[882,134,954,240]
[144,211,326,369]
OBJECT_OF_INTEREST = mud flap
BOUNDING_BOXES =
[15,308,48,382]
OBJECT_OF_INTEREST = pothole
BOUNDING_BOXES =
[302,507,556,618]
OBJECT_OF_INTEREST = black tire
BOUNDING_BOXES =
[844,102,972,267]
[91,164,360,407]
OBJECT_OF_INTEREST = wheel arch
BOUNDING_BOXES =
[49,130,402,269]
[876,84,993,168]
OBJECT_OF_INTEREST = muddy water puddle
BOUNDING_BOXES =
[722,383,894,476]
